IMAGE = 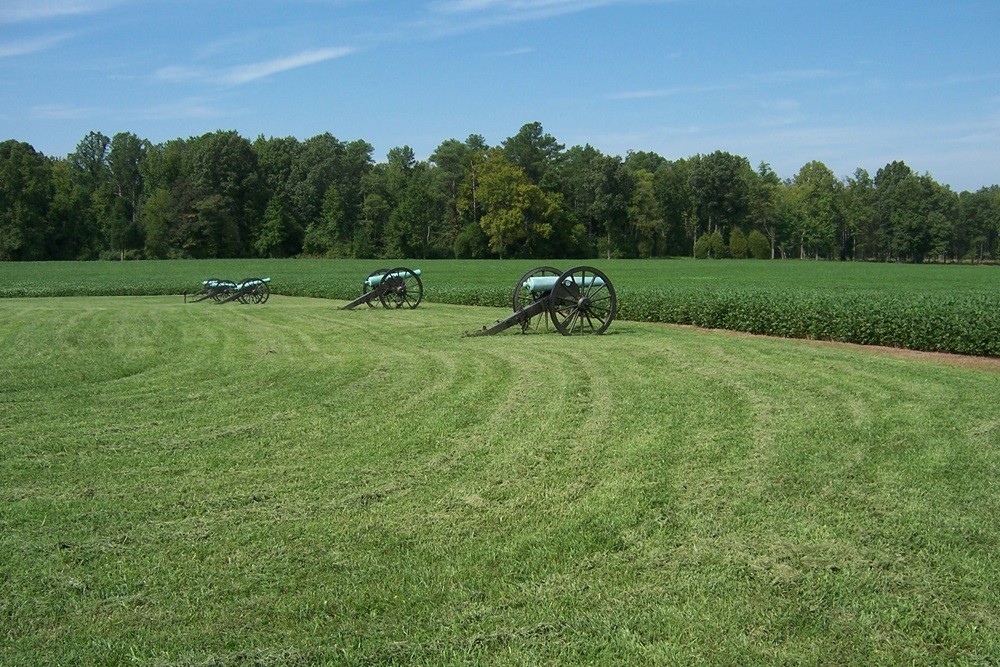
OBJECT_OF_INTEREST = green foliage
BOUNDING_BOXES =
[0,140,52,261]
[455,222,490,259]
[4,127,1000,263]
[693,233,711,259]
[728,227,749,258]
[747,229,770,259]
[709,229,728,258]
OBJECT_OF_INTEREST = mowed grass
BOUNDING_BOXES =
[1,295,998,665]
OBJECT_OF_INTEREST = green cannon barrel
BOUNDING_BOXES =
[365,269,422,288]
[523,275,605,293]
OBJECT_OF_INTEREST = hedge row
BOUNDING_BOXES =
[422,284,998,357]
[616,288,1000,358]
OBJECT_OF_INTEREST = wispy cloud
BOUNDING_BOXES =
[156,47,356,86]
[609,69,845,100]
[136,98,230,121]
[0,32,72,57]
[224,47,355,84]
[609,81,744,100]
[31,103,99,120]
[491,46,533,57]
[420,0,650,35]
[905,71,1000,90]
[753,69,840,84]
[431,0,634,17]
[0,0,126,23]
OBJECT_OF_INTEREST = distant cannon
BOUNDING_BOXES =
[186,278,236,303]
[468,266,616,336]
[342,267,423,310]
[185,277,270,304]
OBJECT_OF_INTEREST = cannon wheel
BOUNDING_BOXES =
[208,278,236,303]
[236,278,267,304]
[512,266,560,333]
[379,267,423,310]
[247,279,270,304]
[363,268,390,308]
[548,266,616,335]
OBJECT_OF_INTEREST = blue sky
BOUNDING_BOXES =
[1,0,998,191]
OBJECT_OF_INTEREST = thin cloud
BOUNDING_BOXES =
[31,104,99,120]
[0,32,72,57]
[609,81,745,100]
[136,98,229,121]
[223,47,355,84]
[491,46,534,57]
[0,0,126,23]
[422,0,651,34]
[155,65,210,84]
[156,47,356,86]
[609,70,845,100]
[432,0,632,16]
[752,69,841,84]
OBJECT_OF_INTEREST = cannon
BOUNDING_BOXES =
[185,277,270,304]
[185,278,237,303]
[467,266,616,336]
[341,267,423,310]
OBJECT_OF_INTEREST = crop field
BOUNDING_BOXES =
[1,287,998,665]
[1,258,998,357]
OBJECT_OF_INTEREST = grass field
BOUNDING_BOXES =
[2,258,998,356]
[2,293,998,665]
[2,257,997,301]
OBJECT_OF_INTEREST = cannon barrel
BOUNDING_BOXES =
[365,268,422,288]
[523,275,605,293]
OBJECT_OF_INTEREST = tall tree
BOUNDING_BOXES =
[0,140,52,260]
[559,145,633,257]
[873,160,913,261]
[688,150,751,238]
[48,158,99,259]
[958,187,1000,262]
[66,131,111,257]
[430,135,486,246]
[653,158,695,256]
[185,131,263,257]
[746,162,784,259]
[628,168,663,257]
[501,122,564,186]
[105,132,149,259]
[844,168,878,260]
[788,161,840,259]
[469,148,564,258]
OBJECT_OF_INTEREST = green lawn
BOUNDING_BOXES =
[3,257,998,356]
[1,295,998,665]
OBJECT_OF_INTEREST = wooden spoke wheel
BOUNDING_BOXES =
[236,278,267,304]
[363,268,390,308]
[209,279,236,303]
[548,266,616,335]
[378,267,423,310]
[248,280,270,304]
[512,266,560,333]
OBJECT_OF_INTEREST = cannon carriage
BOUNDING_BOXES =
[341,267,423,310]
[185,277,270,304]
[468,265,616,336]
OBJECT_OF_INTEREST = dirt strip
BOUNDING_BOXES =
[674,323,1000,372]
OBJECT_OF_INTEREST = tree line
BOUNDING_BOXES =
[2,122,998,262]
